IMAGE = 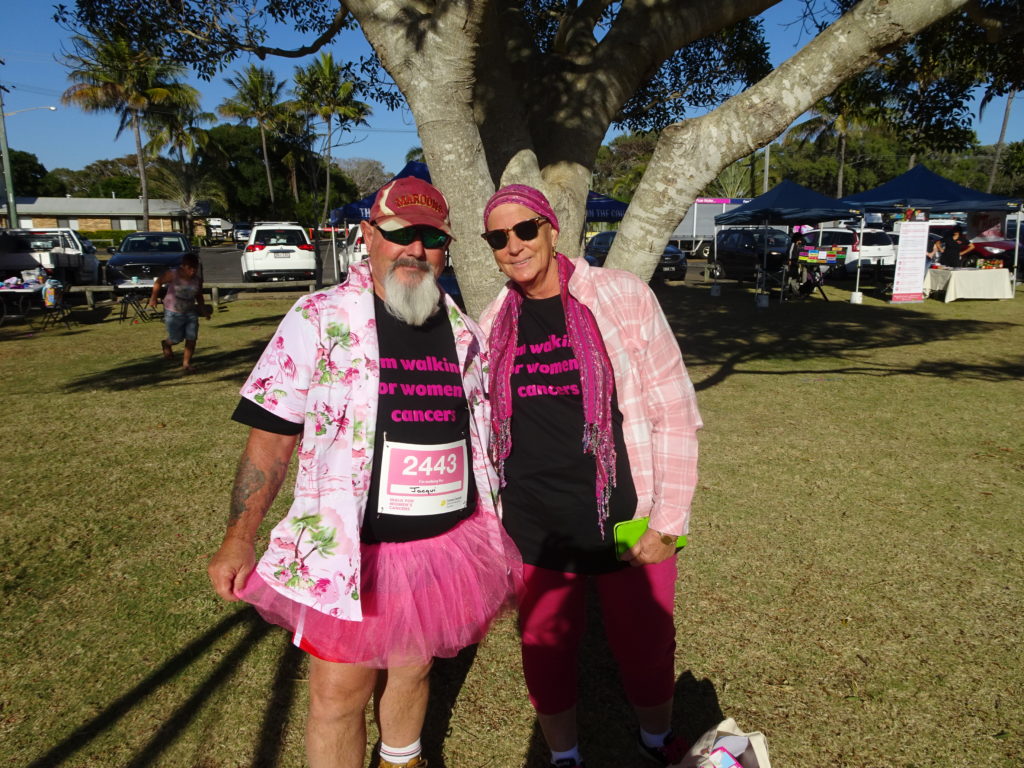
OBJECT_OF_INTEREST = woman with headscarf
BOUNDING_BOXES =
[478,185,703,768]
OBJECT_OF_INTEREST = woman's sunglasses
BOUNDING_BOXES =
[374,223,451,250]
[480,216,548,250]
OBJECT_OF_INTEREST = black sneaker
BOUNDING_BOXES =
[637,731,689,766]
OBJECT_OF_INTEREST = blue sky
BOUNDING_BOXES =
[2,0,1020,180]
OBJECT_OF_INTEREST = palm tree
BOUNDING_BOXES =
[218,65,287,206]
[788,76,882,198]
[62,32,200,230]
[149,155,226,241]
[293,53,371,227]
[144,105,216,165]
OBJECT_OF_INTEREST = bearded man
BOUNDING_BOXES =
[208,177,521,768]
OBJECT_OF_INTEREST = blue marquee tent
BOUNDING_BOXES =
[715,179,861,225]
[843,164,1022,213]
[586,191,629,222]
[329,161,432,225]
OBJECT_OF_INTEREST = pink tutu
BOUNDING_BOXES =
[240,510,523,668]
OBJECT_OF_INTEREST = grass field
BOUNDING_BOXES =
[1,279,1022,768]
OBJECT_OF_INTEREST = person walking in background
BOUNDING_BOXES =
[208,177,521,768]
[478,184,702,768]
[148,252,209,374]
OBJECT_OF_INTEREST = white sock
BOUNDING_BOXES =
[551,745,582,765]
[641,728,671,748]
[380,738,421,764]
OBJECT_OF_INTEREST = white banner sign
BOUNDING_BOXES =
[891,221,930,303]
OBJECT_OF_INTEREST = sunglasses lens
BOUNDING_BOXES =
[421,229,450,249]
[380,227,416,245]
[379,226,449,248]
[483,230,510,250]
[512,219,541,241]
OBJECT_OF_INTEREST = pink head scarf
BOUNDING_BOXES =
[484,184,560,233]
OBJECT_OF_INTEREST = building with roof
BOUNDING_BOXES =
[0,196,191,232]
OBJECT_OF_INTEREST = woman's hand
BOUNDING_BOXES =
[620,527,677,567]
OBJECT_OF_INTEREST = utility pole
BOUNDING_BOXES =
[0,81,19,228]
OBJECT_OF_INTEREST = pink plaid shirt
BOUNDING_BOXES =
[481,257,702,536]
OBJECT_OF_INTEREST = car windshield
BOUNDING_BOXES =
[122,235,188,253]
[256,229,306,246]
[753,233,789,249]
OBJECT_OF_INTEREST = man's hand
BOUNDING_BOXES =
[208,537,257,601]
[620,527,677,567]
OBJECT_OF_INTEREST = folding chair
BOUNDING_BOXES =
[38,281,73,330]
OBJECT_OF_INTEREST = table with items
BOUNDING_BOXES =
[922,267,1014,302]
[0,280,44,326]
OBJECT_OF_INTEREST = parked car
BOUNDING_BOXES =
[584,230,617,266]
[800,227,896,274]
[712,228,791,282]
[105,232,197,285]
[241,222,318,282]
[233,222,253,245]
[970,237,1019,269]
[583,230,688,282]
[6,227,99,284]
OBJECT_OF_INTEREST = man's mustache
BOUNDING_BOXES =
[390,257,430,273]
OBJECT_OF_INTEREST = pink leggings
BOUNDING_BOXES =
[518,559,678,715]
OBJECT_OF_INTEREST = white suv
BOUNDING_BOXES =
[241,222,319,282]
[803,228,896,274]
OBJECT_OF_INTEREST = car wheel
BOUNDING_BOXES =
[698,243,711,259]
[704,262,724,280]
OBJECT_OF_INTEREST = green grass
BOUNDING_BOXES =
[1,282,1022,768]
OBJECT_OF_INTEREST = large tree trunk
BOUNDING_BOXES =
[347,0,970,318]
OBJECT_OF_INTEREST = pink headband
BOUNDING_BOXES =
[483,184,560,232]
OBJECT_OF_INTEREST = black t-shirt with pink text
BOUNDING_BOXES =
[501,295,636,574]
[361,295,475,542]
[231,295,475,544]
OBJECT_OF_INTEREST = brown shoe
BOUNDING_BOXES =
[379,757,427,768]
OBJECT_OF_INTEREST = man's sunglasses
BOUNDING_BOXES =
[480,216,549,250]
[374,223,451,250]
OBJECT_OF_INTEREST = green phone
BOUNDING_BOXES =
[613,517,687,559]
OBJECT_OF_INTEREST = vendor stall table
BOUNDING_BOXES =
[922,268,1014,303]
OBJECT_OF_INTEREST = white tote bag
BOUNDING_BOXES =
[677,717,771,768]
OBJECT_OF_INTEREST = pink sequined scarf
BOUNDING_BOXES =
[488,253,617,537]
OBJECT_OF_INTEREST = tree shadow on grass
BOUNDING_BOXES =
[654,281,1024,390]
[62,340,270,393]
[25,608,278,768]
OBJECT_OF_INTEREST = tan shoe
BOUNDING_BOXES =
[379,757,427,768]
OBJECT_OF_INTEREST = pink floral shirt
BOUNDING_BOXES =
[240,260,500,622]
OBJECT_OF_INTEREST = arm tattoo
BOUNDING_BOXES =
[229,455,265,526]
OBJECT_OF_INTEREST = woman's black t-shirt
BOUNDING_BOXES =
[499,295,636,574]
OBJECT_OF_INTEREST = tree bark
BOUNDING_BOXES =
[346,0,971,316]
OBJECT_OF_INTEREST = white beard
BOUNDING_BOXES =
[382,257,441,326]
